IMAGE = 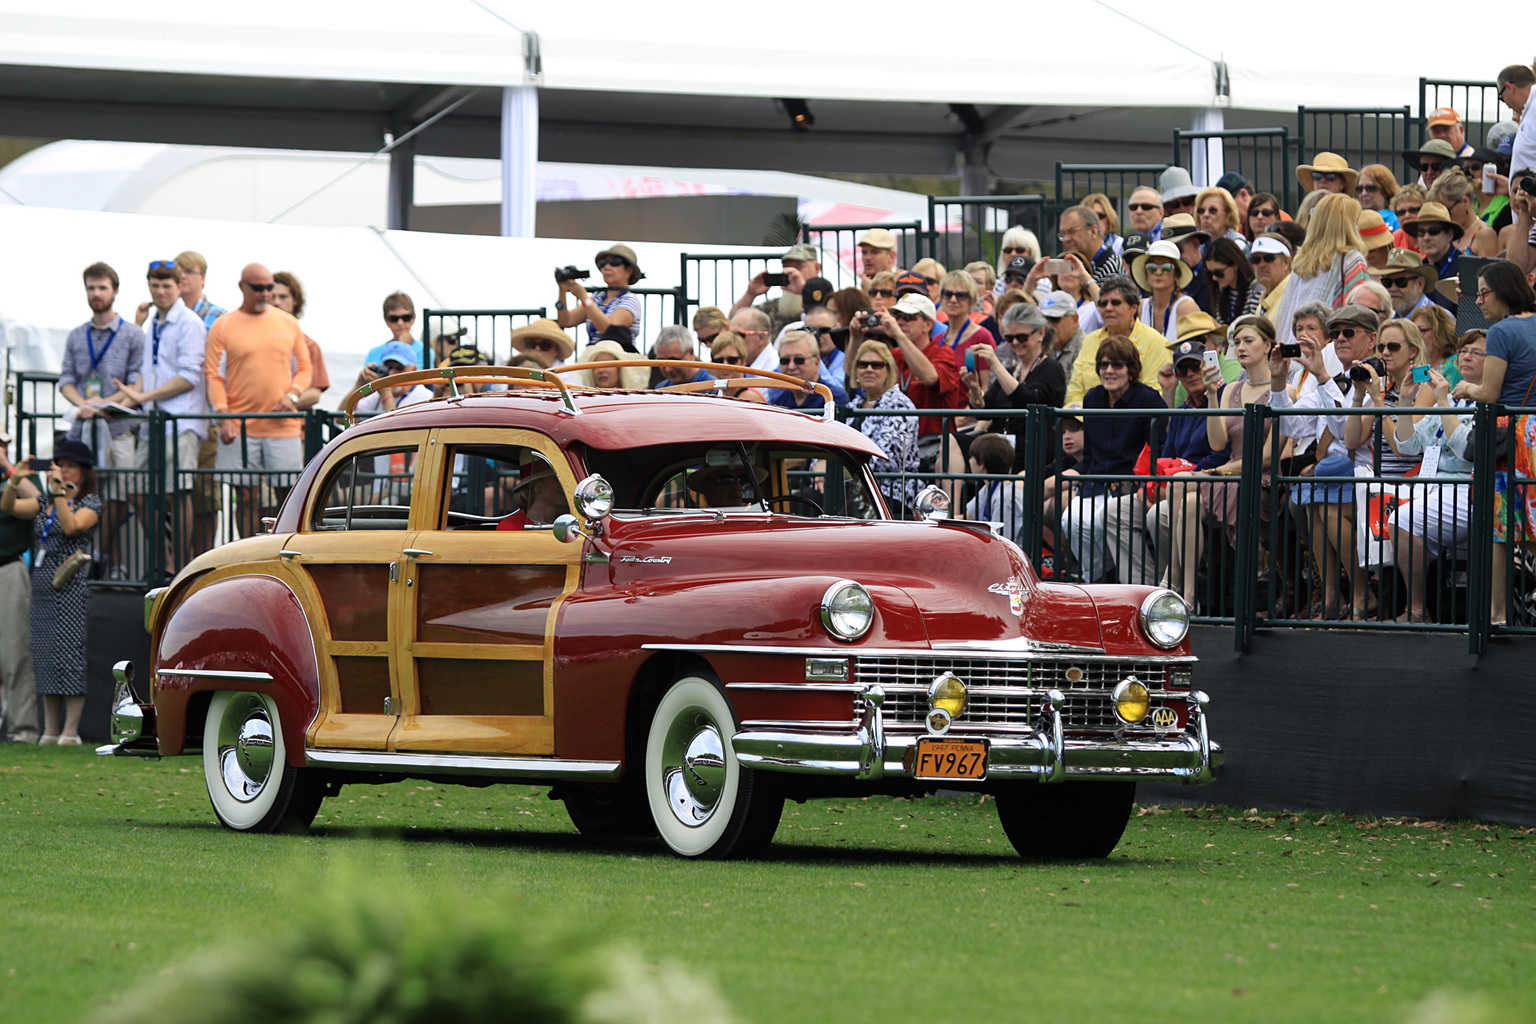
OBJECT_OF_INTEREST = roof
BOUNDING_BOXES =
[345,389,888,459]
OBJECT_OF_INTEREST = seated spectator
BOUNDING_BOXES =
[1391,184,1428,253]
[1000,255,1033,295]
[1465,147,1512,231]
[1103,335,1229,591]
[964,261,997,315]
[960,303,1065,472]
[270,271,328,409]
[1387,332,1483,622]
[857,228,899,290]
[1371,248,1438,321]
[1400,201,1460,309]
[770,330,849,412]
[555,243,643,348]
[962,432,1028,545]
[509,319,575,369]
[1359,210,1396,269]
[1410,304,1462,386]
[1065,275,1172,407]
[1216,171,1254,226]
[354,342,431,414]
[1251,235,1293,323]
[728,307,778,374]
[1346,279,1392,321]
[708,331,766,404]
[1297,152,1357,196]
[1039,290,1084,377]
[994,228,1042,300]
[847,340,919,512]
[1058,205,1124,284]
[1355,164,1402,230]
[911,258,947,311]
[576,339,650,390]
[935,270,997,362]
[871,293,962,467]
[364,292,426,369]
[1244,191,1283,240]
[432,344,490,398]
[1081,192,1124,256]
[1293,188,1329,229]
[1132,241,1202,347]
[1426,105,1475,158]
[1039,413,1086,566]
[1427,167,1499,257]
[1159,213,1213,313]
[1159,166,1200,219]
[1203,237,1264,324]
[1047,335,1166,583]
[1196,187,1247,249]
[653,325,710,387]
[693,306,728,349]
[867,272,900,314]
[1403,139,1459,190]
[1126,186,1164,242]
[800,305,845,381]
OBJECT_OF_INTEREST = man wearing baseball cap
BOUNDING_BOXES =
[1038,291,1084,377]
[1426,107,1474,158]
[869,293,962,452]
[730,243,823,338]
[857,229,899,291]
[1250,235,1292,323]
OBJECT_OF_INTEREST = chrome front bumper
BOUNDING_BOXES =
[732,686,1218,784]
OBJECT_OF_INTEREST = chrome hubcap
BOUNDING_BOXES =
[661,711,726,828]
[218,696,275,802]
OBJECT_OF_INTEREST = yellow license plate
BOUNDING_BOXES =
[913,738,987,780]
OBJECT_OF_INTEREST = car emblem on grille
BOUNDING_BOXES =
[1151,707,1178,730]
[1063,666,1085,685]
[985,576,1023,616]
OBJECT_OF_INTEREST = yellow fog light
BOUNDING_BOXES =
[1112,677,1151,724]
[928,673,968,719]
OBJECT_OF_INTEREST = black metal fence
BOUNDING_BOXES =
[1296,107,1413,182]
[1172,126,1300,212]
[1053,164,1169,217]
[1418,78,1505,160]
[925,195,1051,272]
[678,250,786,326]
[799,221,924,292]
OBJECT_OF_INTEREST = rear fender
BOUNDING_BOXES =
[152,574,321,764]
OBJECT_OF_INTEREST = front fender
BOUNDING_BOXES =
[152,573,321,763]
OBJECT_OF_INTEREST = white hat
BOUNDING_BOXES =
[892,293,937,321]
[1249,235,1292,258]
[1159,166,1200,203]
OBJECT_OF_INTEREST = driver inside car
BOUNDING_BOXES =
[686,462,768,509]
[496,454,569,530]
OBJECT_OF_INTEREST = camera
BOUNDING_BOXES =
[862,313,883,331]
[1348,355,1386,383]
[1279,342,1302,358]
[1411,365,1433,383]
[763,272,790,287]
[554,265,590,283]
[30,457,51,472]
[1519,175,1536,197]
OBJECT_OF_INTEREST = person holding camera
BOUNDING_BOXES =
[0,448,39,743]
[555,244,643,350]
[1,441,101,745]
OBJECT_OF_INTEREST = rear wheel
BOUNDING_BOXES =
[995,781,1135,859]
[202,691,323,833]
[644,674,783,859]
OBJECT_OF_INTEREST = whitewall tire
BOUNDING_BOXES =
[202,690,322,833]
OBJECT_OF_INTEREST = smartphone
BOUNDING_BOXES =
[1042,258,1071,275]
[763,272,790,286]
[1411,365,1432,383]
[1483,165,1498,195]
[1202,349,1220,370]
[1279,342,1302,358]
[29,457,51,471]
[965,350,976,372]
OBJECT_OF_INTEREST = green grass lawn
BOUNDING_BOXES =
[2,743,1533,1023]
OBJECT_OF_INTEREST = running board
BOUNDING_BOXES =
[306,748,622,781]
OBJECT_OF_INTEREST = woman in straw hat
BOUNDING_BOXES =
[509,319,576,368]
[1130,240,1200,347]
[1272,192,1371,346]
[1295,152,1358,196]
[555,243,644,349]
[576,339,651,390]
[1426,167,1499,258]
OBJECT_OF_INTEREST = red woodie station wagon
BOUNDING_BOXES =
[105,362,1219,859]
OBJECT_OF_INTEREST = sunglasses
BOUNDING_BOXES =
[1376,340,1404,353]
[855,359,887,370]
[1355,184,1381,195]
[386,313,414,323]
[707,473,754,486]
[1206,263,1232,275]
[940,289,971,301]
[1380,275,1419,289]
[1127,202,1160,212]
[1145,261,1178,274]
[243,281,275,292]
[1249,207,1278,218]
[1002,246,1028,254]
[1329,327,1364,340]
[1164,196,1195,210]
[597,256,629,269]
[523,339,557,352]
[1250,253,1282,264]
[779,355,811,366]
[148,260,177,270]
[1315,172,1343,183]
[1003,331,1035,345]
[1396,205,1422,217]
[1096,297,1127,308]
[921,276,939,287]
[870,288,895,297]
[697,332,719,346]
[893,311,919,322]
[1420,161,1444,173]
[716,355,743,365]
[1417,225,1452,237]
[1197,205,1223,216]
[1097,359,1128,370]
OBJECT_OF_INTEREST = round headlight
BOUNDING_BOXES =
[1112,678,1151,724]
[912,485,950,521]
[1140,590,1190,648]
[820,580,874,642]
[572,474,613,519]
[928,672,968,718]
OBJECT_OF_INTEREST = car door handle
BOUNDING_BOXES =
[402,548,434,558]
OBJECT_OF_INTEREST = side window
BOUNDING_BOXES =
[440,444,568,530]
[309,446,420,531]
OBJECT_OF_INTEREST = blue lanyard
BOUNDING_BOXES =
[1093,239,1112,268]
[978,481,998,519]
[41,503,60,543]
[87,318,120,372]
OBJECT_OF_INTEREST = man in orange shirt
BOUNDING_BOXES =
[205,263,311,538]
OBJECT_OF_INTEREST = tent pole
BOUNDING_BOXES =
[501,85,538,238]
[1191,107,1224,187]
[386,138,414,231]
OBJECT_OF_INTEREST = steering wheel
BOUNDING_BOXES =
[764,493,824,516]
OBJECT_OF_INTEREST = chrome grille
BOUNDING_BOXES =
[855,656,1173,733]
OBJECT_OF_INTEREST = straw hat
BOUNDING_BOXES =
[510,318,576,360]
[1159,213,1210,245]
[1174,310,1225,346]
[1367,248,1439,290]
[1296,152,1359,193]
[1402,202,1457,238]
[1131,239,1194,291]
[1357,210,1394,251]
[576,339,652,390]
[594,243,644,284]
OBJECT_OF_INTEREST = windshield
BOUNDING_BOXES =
[583,442,886,520]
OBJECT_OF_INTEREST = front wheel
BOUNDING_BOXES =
[202,691,323,833]
[644,675,783,859]
[995,781,1135,859]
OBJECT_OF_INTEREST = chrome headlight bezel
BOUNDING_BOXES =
[819,580,874,642]
[1139,590,1190,649]
[912,485,950,521]
[572,474,613,519]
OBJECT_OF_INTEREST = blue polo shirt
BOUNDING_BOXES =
[770,371,850,411]
[655,368,715,389]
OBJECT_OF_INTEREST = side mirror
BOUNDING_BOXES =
[552,514,589,544]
